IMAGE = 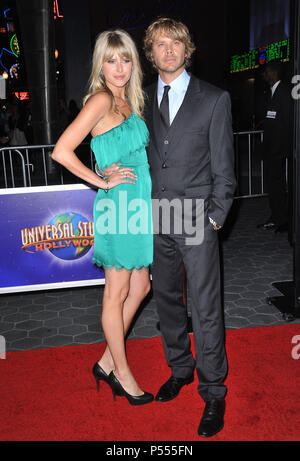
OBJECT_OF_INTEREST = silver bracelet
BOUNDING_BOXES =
[95,163,104,177]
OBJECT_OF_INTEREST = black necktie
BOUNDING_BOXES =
[159,85,171,128]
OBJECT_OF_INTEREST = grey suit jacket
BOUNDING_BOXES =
[144,74,236,226]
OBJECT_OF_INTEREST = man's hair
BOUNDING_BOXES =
[143,17,196,68]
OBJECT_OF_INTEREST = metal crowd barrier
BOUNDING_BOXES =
[0,131,288,197]
[0,143,93,188]
[234,129,265,198]
[233,129,288,198]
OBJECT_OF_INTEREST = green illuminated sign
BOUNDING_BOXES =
[10,34,19,57]
[230,38,290,73]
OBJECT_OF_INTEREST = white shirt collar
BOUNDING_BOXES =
[158,69,190,96]
[271,80,281,96]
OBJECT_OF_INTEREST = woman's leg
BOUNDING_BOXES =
[99,267,151,395]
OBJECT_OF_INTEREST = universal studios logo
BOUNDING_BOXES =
[21,212,94,261]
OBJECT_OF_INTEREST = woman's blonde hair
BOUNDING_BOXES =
[144,17,196,69]
[83,29,144,119]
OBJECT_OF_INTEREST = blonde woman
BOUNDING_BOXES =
[52,30,153,405]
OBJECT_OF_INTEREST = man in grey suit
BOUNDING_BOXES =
[143,17,236,437]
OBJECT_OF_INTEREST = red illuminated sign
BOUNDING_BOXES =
[54,0,63,20]
[14,91,29,100]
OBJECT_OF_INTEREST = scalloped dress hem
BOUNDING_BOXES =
[92,258,152,273]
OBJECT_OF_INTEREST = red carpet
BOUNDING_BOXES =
[0,324,299,441]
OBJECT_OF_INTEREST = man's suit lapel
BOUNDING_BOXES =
[271,81,281,101]
[152,88,165,157]
[163,75,202,159]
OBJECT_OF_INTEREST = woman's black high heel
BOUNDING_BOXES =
[92,362,111,393]
[108,371,154,405]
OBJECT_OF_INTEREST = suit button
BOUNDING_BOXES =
[164,140,169,145]
[161,186,165,191]
[162,163,166,168]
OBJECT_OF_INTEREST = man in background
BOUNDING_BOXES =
[258,60,292,232]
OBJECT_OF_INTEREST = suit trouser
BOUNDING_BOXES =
[264,153,287,226]
[151,223,228,402]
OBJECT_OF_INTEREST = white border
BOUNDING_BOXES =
[0,184,103,294]
[0,278,105,294]
[0,184,93,194]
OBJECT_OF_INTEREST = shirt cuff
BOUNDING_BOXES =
[209,217,222,229]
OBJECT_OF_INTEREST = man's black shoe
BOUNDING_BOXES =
[155,374,194,402]
[257,220,275,230]
[198,399,225,437]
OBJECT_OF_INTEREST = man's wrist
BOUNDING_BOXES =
[104,177,110,193]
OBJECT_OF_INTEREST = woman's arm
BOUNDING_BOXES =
[52,92,136,189]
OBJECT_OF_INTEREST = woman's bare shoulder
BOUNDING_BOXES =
[84,91,112,115]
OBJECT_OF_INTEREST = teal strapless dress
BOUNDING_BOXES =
[91,111,153,271]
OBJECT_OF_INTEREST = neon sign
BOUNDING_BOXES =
[0,9,19,78]
[10,63,18,78]
[10,34,19,57]
[4,8,11,32]
[230,38,290,73]
[14,91,29,100]
[54,0,63,20]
